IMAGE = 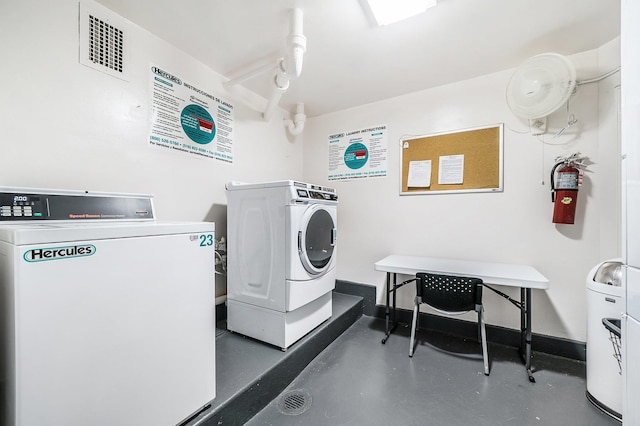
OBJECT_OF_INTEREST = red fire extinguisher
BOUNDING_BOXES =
[551,161,581,224]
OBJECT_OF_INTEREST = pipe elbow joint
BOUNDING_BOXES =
[284,105,306,136]
[285,117,305,136]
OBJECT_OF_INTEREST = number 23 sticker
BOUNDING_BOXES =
[199,234,214,247]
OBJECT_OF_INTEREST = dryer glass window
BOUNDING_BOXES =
[305,209,335,269]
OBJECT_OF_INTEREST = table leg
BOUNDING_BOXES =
[520,287,526,353]
[382,272,391,343]
[381,272,398,344]
[520,287,535,383]
[392,273,397,325]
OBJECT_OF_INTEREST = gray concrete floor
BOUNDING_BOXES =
[247,316,619,426]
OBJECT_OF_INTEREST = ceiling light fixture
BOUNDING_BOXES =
[364,0,437,26]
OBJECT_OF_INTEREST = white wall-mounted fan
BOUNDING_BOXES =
[506,53,576,135]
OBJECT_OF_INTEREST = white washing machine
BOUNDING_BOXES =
[226,180,337,349]
[0,187,216,426]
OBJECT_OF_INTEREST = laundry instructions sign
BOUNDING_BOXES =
[148,65,234,163]
[328,124,388,180]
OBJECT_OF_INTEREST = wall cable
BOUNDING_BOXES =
[576,67,621,86]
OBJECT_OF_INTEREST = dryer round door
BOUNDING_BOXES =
[298,205,337,275]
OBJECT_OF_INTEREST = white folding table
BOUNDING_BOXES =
[374,255,549,382]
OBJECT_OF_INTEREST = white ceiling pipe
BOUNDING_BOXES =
[274,58,290,92]
[263,66,289,122]
[284,8,306,79]
[223,61,276,88]
[284,102,306,136]
[223,8,305,94]
[263,86,287,122]
[263,8,306,121]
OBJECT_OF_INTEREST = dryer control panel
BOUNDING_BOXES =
[0,188,154,221]
[293,181,338,203]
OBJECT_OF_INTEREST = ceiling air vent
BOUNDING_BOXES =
[79,1,129,81]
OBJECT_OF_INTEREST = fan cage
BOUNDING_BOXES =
[506,53,576,120]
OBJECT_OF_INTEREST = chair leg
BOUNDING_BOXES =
[479,307,490,375]
[409,298,419,357]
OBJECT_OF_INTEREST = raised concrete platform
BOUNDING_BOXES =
[187,291,363,426]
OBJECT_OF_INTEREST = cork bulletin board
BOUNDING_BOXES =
[400,124,503,195]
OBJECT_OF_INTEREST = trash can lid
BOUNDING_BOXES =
[592,261,623,287]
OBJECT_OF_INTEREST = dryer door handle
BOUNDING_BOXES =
[298,231,303,253]
[330,228,337,247]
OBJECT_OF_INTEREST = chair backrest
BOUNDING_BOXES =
[416,272,483,313]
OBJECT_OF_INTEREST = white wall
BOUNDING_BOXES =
[0,0,621,341]
[0,0,304,300]
[0,0,302,224]
[303,39,621,341]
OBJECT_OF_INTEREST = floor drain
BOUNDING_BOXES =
[277,389,312,416]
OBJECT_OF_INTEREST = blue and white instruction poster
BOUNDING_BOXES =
[328,125,388,180]
[148,65,234,163]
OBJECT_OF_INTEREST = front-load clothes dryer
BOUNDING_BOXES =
[0,187,216,426]
[226,180,337,349]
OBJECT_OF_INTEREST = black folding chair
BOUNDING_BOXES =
[409,272,489,375]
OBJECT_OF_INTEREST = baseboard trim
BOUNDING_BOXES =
[335,280,377,316]
[336,279,586,362]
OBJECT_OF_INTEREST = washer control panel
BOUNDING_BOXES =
[1,194,41,218]
[0,188,154,221]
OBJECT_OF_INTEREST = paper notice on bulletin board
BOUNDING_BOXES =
[438,154,464,184]
[148,65,234,163]
[327,125,388,180]
[408,160,432,187]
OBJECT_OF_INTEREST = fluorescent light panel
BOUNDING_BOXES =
[366,0,437,26]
